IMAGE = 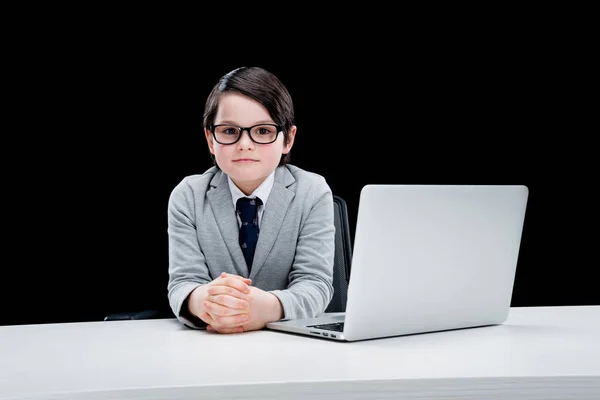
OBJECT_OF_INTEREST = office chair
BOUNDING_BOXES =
[324,194,352,312]
[105,194,352,320]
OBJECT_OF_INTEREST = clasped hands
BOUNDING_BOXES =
[188,272,283,334]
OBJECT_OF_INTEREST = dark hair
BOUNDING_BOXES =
[203,66,295,167]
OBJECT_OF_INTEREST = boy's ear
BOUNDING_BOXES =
[205,128,215,154]
[283,125,297,154]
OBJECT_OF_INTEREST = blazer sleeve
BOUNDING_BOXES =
[270,177,335,319]
[166,178,209,329]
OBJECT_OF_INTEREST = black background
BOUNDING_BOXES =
[2,20,596,326]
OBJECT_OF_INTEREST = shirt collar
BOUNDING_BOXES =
[228,170,275,208]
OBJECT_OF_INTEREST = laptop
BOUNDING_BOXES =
[266,184,529,341]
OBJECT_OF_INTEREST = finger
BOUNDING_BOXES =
[207,324,244,334]
[200,311,217,327]
[204,299,247,317]
[220,273,252,287]
[199,311,213,326]
[221,272,252,284]
[200,311,249,329]
[212,277,251,295]
[207,285,250,301]
[208,284,249,300]
[207,294,250,311]
[215,326,245,334]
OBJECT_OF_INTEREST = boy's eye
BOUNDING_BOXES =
[222,127,238,135]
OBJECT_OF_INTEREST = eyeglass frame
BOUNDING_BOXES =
[208,123,283,145]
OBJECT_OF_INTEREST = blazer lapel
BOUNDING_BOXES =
[206,171,248,275]
[250,167,296,280]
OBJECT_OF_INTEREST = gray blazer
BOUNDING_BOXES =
[167,164,335,328]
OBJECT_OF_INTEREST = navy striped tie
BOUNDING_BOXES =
[236,197,262,271]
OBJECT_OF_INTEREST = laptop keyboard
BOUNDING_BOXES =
[307,322,344,332]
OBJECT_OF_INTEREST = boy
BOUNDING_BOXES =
[167,66,335,333]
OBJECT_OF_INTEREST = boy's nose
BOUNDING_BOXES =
[237,129,254,148]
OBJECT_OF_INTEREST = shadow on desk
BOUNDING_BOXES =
[104,308,174,321]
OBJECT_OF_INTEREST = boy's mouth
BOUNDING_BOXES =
[233,158,259,162]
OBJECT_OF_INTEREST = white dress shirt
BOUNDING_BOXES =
[228,171,275,228]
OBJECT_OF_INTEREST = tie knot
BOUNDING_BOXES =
[236,197,262,223]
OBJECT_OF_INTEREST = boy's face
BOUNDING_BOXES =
[205,92,295,195]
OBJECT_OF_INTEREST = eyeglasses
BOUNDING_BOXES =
[209,124,282,145]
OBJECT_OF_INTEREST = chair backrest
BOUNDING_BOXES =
[324,195,353,313]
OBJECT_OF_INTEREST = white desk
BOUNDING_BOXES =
[1,306,599,399]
